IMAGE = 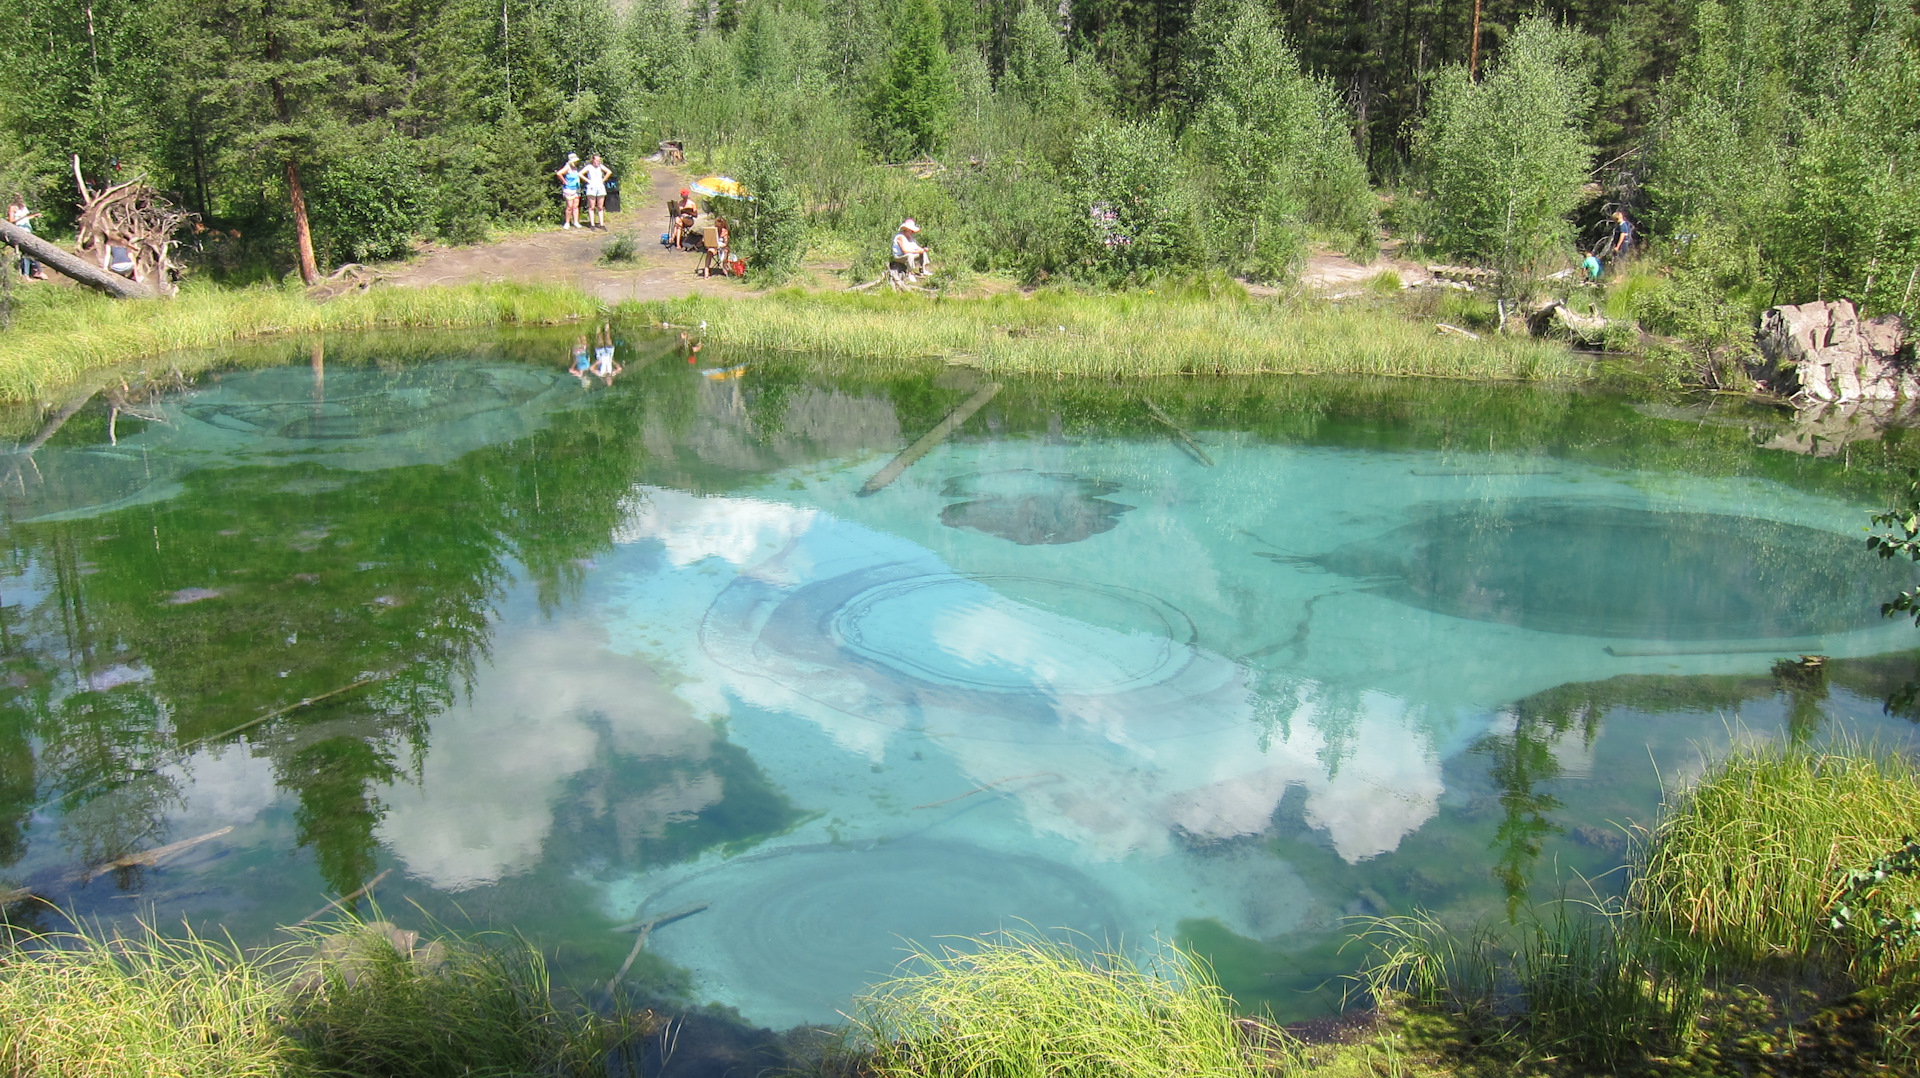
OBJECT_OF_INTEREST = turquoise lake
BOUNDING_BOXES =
[2,326,1918,1038]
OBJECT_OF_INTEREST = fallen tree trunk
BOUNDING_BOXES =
[0,219,154,298]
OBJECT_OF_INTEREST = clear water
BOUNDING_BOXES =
[3,328,1919,1034]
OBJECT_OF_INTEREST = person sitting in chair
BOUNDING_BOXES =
[671,189,699,249]
[892,219,930,276]
[699,219,731,277]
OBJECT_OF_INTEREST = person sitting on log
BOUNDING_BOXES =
[892,218,930,277]
[106,244,138,280]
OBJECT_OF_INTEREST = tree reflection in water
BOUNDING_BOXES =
[0,343,698,899]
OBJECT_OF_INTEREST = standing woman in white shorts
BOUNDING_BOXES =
[582,155,613,230]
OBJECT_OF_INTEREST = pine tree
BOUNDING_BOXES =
[866,0,957,158]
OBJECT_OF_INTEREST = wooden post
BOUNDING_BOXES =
[0,219,153,298]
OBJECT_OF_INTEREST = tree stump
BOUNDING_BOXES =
[72,159,193,296]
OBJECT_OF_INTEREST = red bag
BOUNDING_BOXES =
[728,259,746,277]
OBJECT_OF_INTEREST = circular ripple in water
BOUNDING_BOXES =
[831,574,1195,694]
[700,564,1237,739]
[640,840,1122,1029]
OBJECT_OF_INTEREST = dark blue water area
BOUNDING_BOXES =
[2,329,1918,1064]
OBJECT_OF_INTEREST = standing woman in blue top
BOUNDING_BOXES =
[556,153,584,230]
[1610,210,1635,260]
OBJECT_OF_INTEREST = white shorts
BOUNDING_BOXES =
[586,185,607,198]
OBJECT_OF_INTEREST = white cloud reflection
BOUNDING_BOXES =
[605,488,1445,865]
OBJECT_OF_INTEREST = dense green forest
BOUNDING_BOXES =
[0,0,1914,339]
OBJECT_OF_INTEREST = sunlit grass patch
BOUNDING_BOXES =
[0,281,597,403]
[0,917,649,1078]
[1632,742,1920,970]
[0,922,293,1078]
[625,287,1587,382]
[849,933,1278,1078]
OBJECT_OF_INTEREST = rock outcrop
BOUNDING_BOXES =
[1755,299,1911,404]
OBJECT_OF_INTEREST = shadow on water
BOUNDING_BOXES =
[2,325,1920,1044]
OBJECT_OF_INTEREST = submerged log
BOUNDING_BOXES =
[295,868,393,926]
[77,826,233,884]
[1143,397,1215,467]
[860,382,1002,495]
[608,903,710,994]
[0,219,154,298]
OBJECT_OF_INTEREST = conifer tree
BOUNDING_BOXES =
[867,0,957,158]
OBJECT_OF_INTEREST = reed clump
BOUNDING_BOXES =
[1358,743,1920,1072]
[631,289,1587,382]
[0,923,290,1078]
[0,281,597,403]
[0,918,647,1078]
[1632,743,1920,969]
[849,933,1278,1078]
[1357,903,1707,1070]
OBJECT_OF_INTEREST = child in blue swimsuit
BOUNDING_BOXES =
[570,336,591,381]
[556,154,583,230]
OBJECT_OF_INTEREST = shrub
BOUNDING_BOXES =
[308,140,430,267]
[1185,0,1375,280]
[600,233,638,263]
[731,143,808,284]
[1067,119,1195,283]
[1414,16,1593,295]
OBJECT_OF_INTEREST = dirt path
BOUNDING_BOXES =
[379,167,1421,302]
[380,166,751,304]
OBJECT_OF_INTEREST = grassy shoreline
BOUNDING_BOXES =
[636,288,1586,381]
[0,279,1585,406]
[0,282,601,404]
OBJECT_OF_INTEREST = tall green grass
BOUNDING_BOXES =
[1357,903,1706,1069]
[1632,744,1920,971]
[0,281,598,403]
[0,923,290,1078]
[1360,744,1920,1070]
[631,288,1588,382]
[0,276,1585,405]
[849,933,1276,1078]
[0,917,647,1078]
